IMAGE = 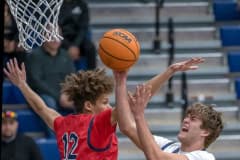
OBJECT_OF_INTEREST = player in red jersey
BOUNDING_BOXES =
[4,58,118,160]
[4,57,204,160]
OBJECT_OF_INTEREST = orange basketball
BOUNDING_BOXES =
[98,28,140,71]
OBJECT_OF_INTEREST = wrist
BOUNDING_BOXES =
[115,78,127,85]
[166,66,175,75]
[18,82,28,89]
[134,113,145,121]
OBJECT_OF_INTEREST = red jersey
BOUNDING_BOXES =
[54,109,118,160]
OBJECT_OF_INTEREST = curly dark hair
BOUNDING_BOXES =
[61,68,114,113]
[186,103,223,148]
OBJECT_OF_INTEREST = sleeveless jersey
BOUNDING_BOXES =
[54,109,118,160]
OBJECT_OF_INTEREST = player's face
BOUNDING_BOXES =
[2,119,18,139]
[92,93,111,114]
[177,114,207,146]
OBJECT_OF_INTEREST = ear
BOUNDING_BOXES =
[201,129,210,137]
[83,101,94,113]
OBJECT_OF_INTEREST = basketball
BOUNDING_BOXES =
[98,29,140,71]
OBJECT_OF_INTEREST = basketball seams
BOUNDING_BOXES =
[120,30,140,54]
[99,44,136,62]
[102,36,137,60]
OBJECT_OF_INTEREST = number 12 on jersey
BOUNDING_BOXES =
[62,132,79,160]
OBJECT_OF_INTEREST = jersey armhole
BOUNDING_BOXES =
[87,117,112,152]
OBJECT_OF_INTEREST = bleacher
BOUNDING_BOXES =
[2,0,240,160]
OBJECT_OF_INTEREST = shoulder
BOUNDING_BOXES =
[54,114,92,127]
[96,108,113,118]
[184,150,215,160]
[53,115,65,130]
[153,135,172,147]
[93,108,116,129]
[153,136,181,153]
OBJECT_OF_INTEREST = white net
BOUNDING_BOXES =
[6,0,64,50]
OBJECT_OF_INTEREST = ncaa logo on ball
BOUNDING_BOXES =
[113,31,132,43]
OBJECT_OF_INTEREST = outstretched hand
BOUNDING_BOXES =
[3,58,26,87]
[128,84,152,116]
[113,70,128,83]
[169,57,205,72]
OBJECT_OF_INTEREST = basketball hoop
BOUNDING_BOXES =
[5,0,64,50]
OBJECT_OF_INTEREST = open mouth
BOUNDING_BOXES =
[181,127,189,132]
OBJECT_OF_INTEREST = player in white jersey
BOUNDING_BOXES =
[125,86,223,160]
[116,58,223,160]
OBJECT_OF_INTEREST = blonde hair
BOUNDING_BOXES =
[186,103,223,148]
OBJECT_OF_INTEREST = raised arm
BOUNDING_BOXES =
[117,57,205,150]
[113,70,143,149]
[145,57,205,96]
[129,85,188,160]
[3,58,60,130]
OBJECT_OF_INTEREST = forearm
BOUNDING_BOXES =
[135,114,188,160]
[116,80,142,149]
[134,114,165,160]
[145,67,175,96]
[18,82,60,129]
[116,80,133,131]
[19,82,48,112]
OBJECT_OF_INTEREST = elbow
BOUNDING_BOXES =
[119,125,130,135]
[119,122,135,136]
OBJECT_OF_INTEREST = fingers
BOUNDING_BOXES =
[10,58,19,71]
[113,70,128,81]
[171,57,205,71]
[9,58,15,72]
[185,57,205,65]
[21,62,26,76]
[188,66,199,70]
[4,59,15,80]
[128,91,136,106]
[3,68,10,78]
[135,84,152,101]
[127,91,133,98]
[4,58,24,77]
[6,61,13,73]
[14,58,20,74]
[183,57,204,70]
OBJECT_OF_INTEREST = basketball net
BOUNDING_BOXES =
[6,0,64,50]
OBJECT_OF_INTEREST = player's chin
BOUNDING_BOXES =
[2,133,14,139]
[177,131,187,139]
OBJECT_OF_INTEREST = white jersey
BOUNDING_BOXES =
[153,135,215,160]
